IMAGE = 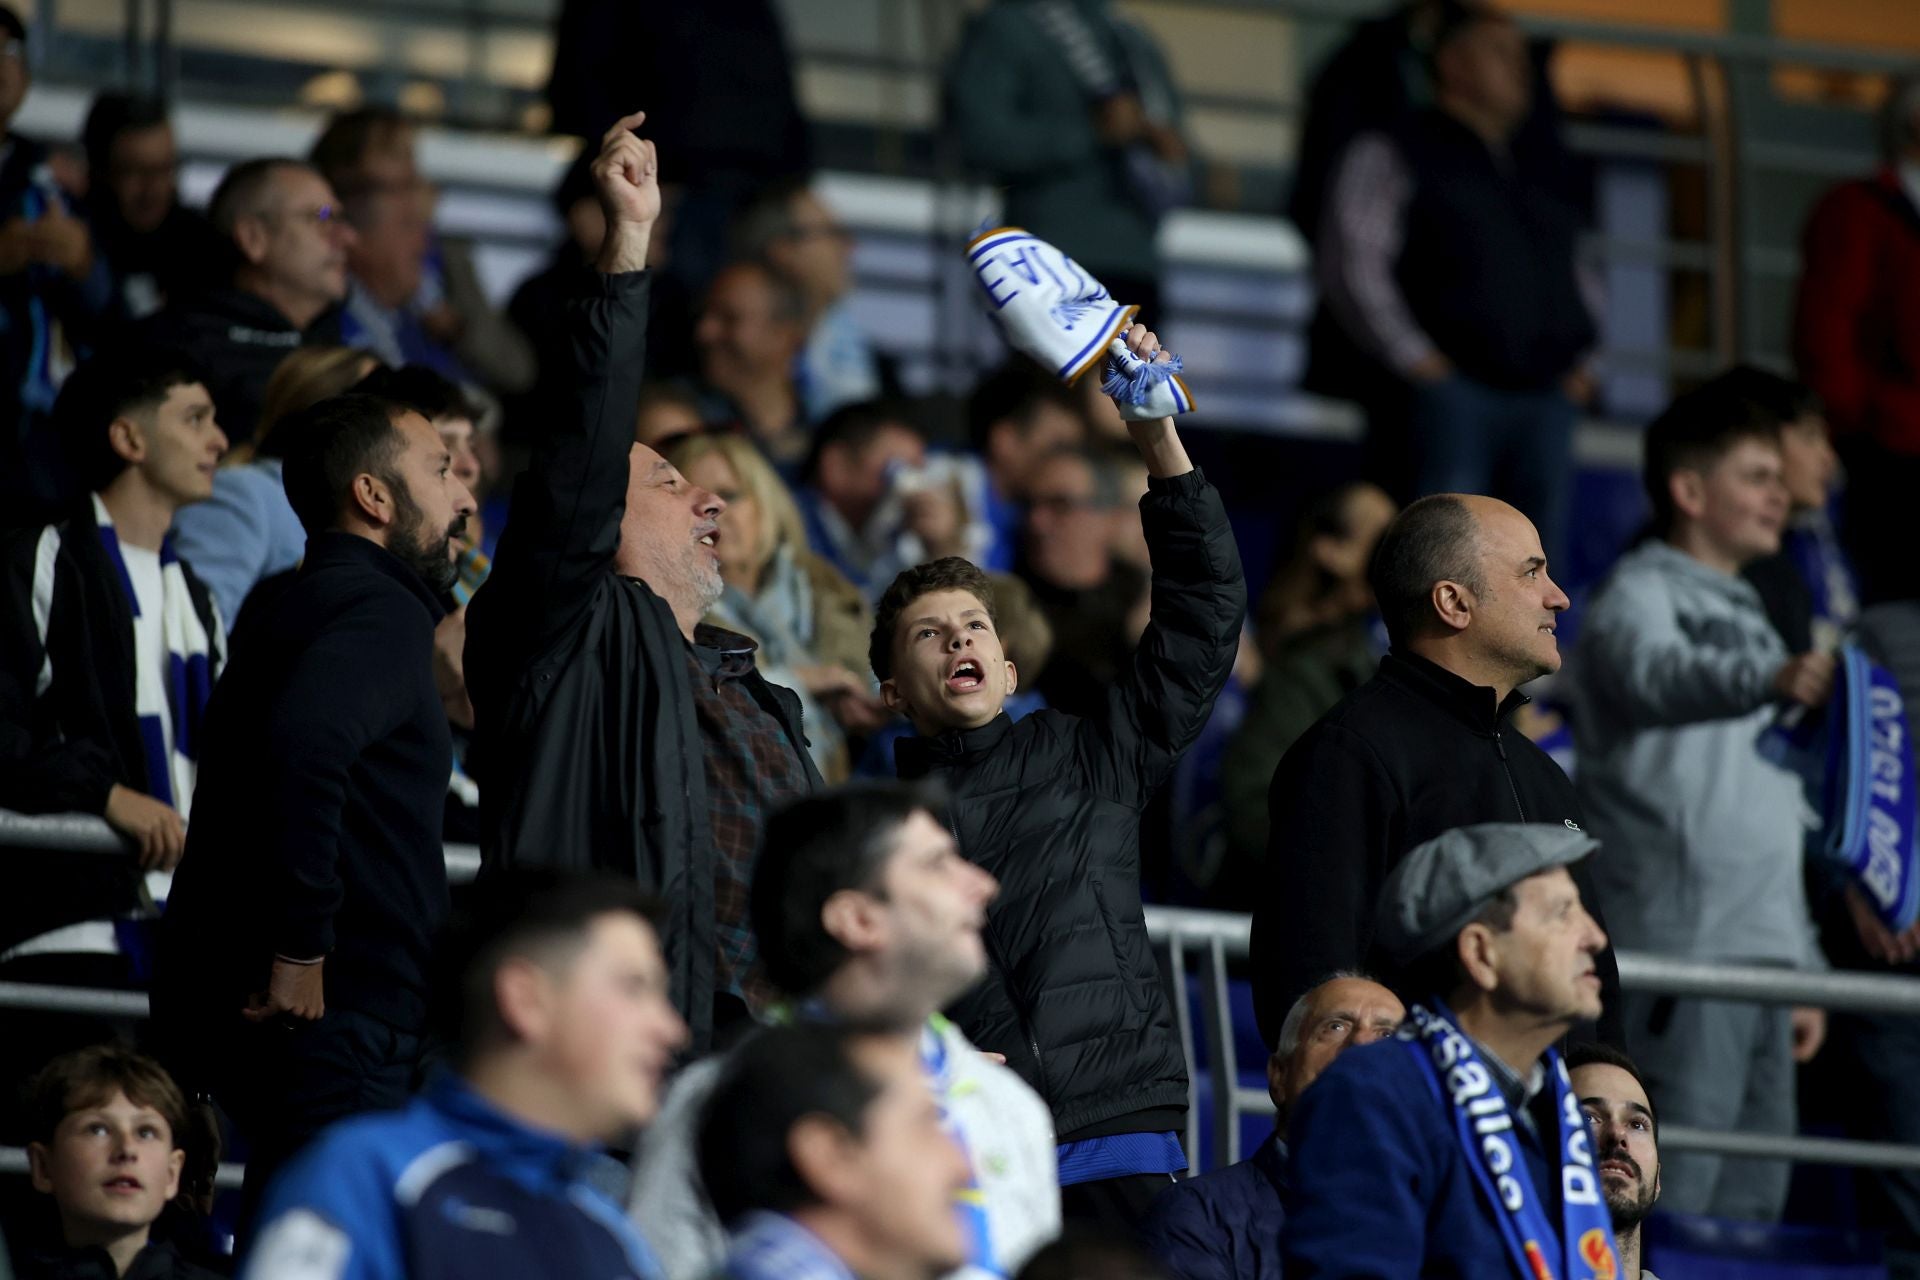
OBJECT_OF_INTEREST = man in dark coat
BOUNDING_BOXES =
[1250,493,1623,1049]
[154,388,475,1229]
[465,114,820,1055]
[872,330,1245,1227]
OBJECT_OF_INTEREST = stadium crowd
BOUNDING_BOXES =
[0,0,1916,1277]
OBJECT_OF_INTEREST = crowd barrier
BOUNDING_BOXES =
[4,813,1919,1184]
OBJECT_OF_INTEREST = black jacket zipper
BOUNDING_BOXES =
[1494,731,1529,822]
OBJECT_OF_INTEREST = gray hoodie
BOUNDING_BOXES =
[1568,540,1822,967]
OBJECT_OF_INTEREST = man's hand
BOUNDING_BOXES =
[1846,885,1920,965]
[593,109,660,274]
[103,784,187,870]
[242,957,325,1023]
[1773,651,1836,709]
[433,605,475,731]
[1406,351,1454,384]
[32,205,93,279]
[1790,1005,1827,1063]
[1114,323,1193,479]
[1096,94,1148,145]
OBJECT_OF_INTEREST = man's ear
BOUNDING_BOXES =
[788,1115,859,1205]
[1669,469,1707,522]
[1002,659,1018,697]
[107,415,147,467]
[26,1141,52,1194]
[821,888,886,955]
[493,957,554,1048]
[1431,579,1475,635]
[350,470,393,526]
[1456,924,1501,995]
[232,215,271,268]
[879,677,907,717]
[164,1146,185,1201]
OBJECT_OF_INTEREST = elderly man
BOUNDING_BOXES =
[1142,974,1404,1280]
[1283,823,1621,1277]
[1570,1043,1663,1280]
[1250,493,1622,1048]
[465,114,819,1055]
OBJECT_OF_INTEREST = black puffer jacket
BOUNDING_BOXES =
[897,469,1245,1138]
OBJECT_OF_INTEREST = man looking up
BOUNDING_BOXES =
[1250,492,1623,1048]
[1284,823,1620,1277]
[1569,1043,1664,1280]
[629,782,1060,1280]
[871,328,1245,1227]
[154,387,474,1230]
[466,113,819,1054]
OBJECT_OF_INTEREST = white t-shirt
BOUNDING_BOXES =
[118,541,175,790]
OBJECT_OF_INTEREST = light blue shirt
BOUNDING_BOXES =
[170,458,307,622]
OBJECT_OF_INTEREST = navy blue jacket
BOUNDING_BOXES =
[1143,1132,1287,1280]
[1282,1038,1560,1279]
[241,1073,662,1280]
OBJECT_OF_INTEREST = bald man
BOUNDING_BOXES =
[1143,974,1404,1280]
[1249,494,1622,1047]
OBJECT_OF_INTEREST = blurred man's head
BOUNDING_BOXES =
[82,93,176,235]
[734,180,854,315]
[1569,1043,1661,1238]
[1024,447,1124,592]
[435,871,688,1140]
[1369,494,1568,696]
[551,146,605,260]
[612,443,726,637]
[695,260,807,397]
[56,346,224,511]
[210,159,355,327]
[1433,7,1531,138]
[634,382,707,450]
[699,1025,972,1280]
[968,360,1088,499]
[309,105,418,195]
[753,783,998,1027]
[1717,364,1836,514]
[343,180,433,308]
[806,400,927,534]
[277,392,474,590]
[872,558,1014,736]
[1268,974,1404,1122]
[0,7,28,135]
[1643,377,1789,571]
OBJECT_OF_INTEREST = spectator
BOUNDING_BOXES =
[1248,493,1622,1049]
[1568,381,1830,1221]
[465,115,820,1054]
[795,400,932,598]
[633,381,706,449]
[1283,823,1619,1276]
[0,350,224,975]
[153,390,474,1232]
[694,259,810,471]
[1017,445,1150,721]
[311,107,536,397]
[966,359,1089,572]
[1142,973,1404,1280]
[630,782,1060,1280]
[168,346,376,624]
[664,433,882,781]
[241,871,687,1280]
[1795,76,1920,605]
[873,328,1245,1227]
[1568,1043,1664,1280]
[138,158,353,446]
[947,0,1190,319]
[1316,4,1595,565]
[79,93,220,324]
[697,1024,974,1280]
[0,2,114,516]
[731,179,884,423]
[1220,483,1396,880]
[15,1046,219,1280]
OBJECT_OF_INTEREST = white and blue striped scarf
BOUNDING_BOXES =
[723,1213,858,1280]
[91,494,219,816]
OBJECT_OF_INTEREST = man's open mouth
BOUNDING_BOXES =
[947,659,984,692]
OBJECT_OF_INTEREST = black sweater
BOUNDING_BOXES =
[1251,651,1623,1049]
[137,287,340,446]
[156,533,451,1034]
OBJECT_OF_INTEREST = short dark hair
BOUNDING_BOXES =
[82,92,170,184]
[432,870,664,1067]
[1017,1234,1173,1280]
[53,345,209,492]
[711,257,807,327]
[1431,1,1507,65]
[803,398,923,486]
[1567,1040,1659,1135]
[1031,444,1126,509]
[870,557,999,681]
[1368,494,1484,648]
[729,177,811,259]
[1642,374,1783,537]
[751,782,946,999]
[1715,363,1823,427]
[1393,888,1518,1007]
[0,4,24,44]
[355,364,477,425]
[207,157,313,238]
[697,1024,887,1225]
[27,1045,187,1148]
[309,105,410,196]
[967,358,1082,457]
[276,392,409,535]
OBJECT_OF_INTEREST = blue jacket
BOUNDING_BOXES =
[1281,1039,1559,1279]
[1143,1132,1287,1280]
[241,1074,663,1280]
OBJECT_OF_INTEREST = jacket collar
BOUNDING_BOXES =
[424,1072,605,1189]
[1378,649,1529,734]
[301,530,448,624]
[894,711,1014,778]
[1252,1129,1289,1196]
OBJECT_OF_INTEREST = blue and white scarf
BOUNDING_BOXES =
[1401,1000,1620,1280]
[724,1212,858,1280]
[92,495,219,815]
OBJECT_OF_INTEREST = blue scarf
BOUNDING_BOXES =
[1814,647,1920,932]
[1401,1000,1620,1280]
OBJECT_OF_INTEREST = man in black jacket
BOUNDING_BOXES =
[1250,493,1622,1049]
[154,388,474,1226]
[872,333,1245,1228]
[465,114,820,1055]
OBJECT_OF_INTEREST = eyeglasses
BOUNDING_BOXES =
[270,203,341,228]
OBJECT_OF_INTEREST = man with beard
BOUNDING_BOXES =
[1570,1043,1664,1280]
[154,390,474,1238]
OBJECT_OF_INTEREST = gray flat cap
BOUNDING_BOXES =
[1376,822,1599,964]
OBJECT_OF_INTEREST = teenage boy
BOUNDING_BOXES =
[870,329,1245,1226]
[20,1045,219,1280]
[1569,377,1832,1222]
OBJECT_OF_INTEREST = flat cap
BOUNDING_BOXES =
[1376,822,1599,964]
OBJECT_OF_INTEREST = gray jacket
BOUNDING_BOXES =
[1568,540,1822,967]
